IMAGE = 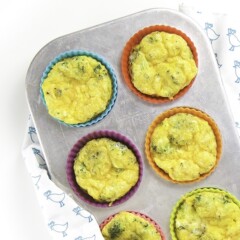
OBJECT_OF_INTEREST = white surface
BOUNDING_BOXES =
[0,0,239,239]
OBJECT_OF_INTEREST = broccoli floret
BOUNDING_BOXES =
[108,222,124,239]
[94,64,102,73]
[222,195,231,204]
[54,88,62,97]
[129,47,140,62]
[151,143,171,154]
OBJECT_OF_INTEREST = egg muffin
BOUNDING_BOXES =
[145,107,222,183]
[67,130,143,207]
[122,26,198,103]
[41,51,117,126]
[170,188,240,240]
[101,211,165,240]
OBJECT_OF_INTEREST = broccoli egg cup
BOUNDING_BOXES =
[145,107,222,183]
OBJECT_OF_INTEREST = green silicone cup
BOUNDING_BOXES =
[170,187,240,240]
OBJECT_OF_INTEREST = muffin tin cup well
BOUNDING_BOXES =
[100,210,166,240]
[169,187,240,240]
[40,50,118,127]
[66,130,143,207]
[121,25,198,104]
[145,106,222,184]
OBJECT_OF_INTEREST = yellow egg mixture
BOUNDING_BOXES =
[174,191,240,240]
[101,211,162,240]
[129,31,197,98]
[41,56,112,124]
[150,113,217,181]
[73,138,139,204]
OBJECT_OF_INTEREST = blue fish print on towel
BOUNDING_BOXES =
[32,175,41,189]
[236,122,240,128]
[28,126,37,143]
[233,60,240,83]
[32,148,47,168]
[75,235,96,240]
[73,206,93,222]
[227,28,240,51]
[48,221,68,237]
[205,22,220,44]
[44,190,65,207]
[215,53,222,68]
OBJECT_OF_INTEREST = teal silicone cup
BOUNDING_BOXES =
[40,50,118,127]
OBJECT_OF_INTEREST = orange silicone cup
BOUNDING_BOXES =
[145,107,222,183]
[121,25,198,104]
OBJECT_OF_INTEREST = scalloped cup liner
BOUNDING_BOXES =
[100,210,166,240]
[121,25,198,104]
[169,187,240,240]
[66,130,143,207]
[145,107,222,184]
[40,50,118,127]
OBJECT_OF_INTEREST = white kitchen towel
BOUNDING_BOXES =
[22,115,104,240]
[22,6,240,240]
[179,4,240,136]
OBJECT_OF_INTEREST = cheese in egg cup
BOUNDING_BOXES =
[170,187,240,240]
[40,50,118,127]
[145,107,222,183]
[121,25,198,103]
[66,130,143,207]
[100,211,166,240]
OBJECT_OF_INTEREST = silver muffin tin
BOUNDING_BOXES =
[25,8,240,239]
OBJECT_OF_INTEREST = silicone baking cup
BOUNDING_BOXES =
[40,50,118,127]
[66,130,143,207]
[170,187,240,240]
[121,25,198,104]
[100,211,166,240]
[145,107,222,183]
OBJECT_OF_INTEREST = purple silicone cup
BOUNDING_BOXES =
[66,130,143,208]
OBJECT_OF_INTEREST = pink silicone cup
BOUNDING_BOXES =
[100,210,166,239]
[66,130,143,207]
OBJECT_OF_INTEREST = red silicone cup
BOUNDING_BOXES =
[121,25,198,104]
